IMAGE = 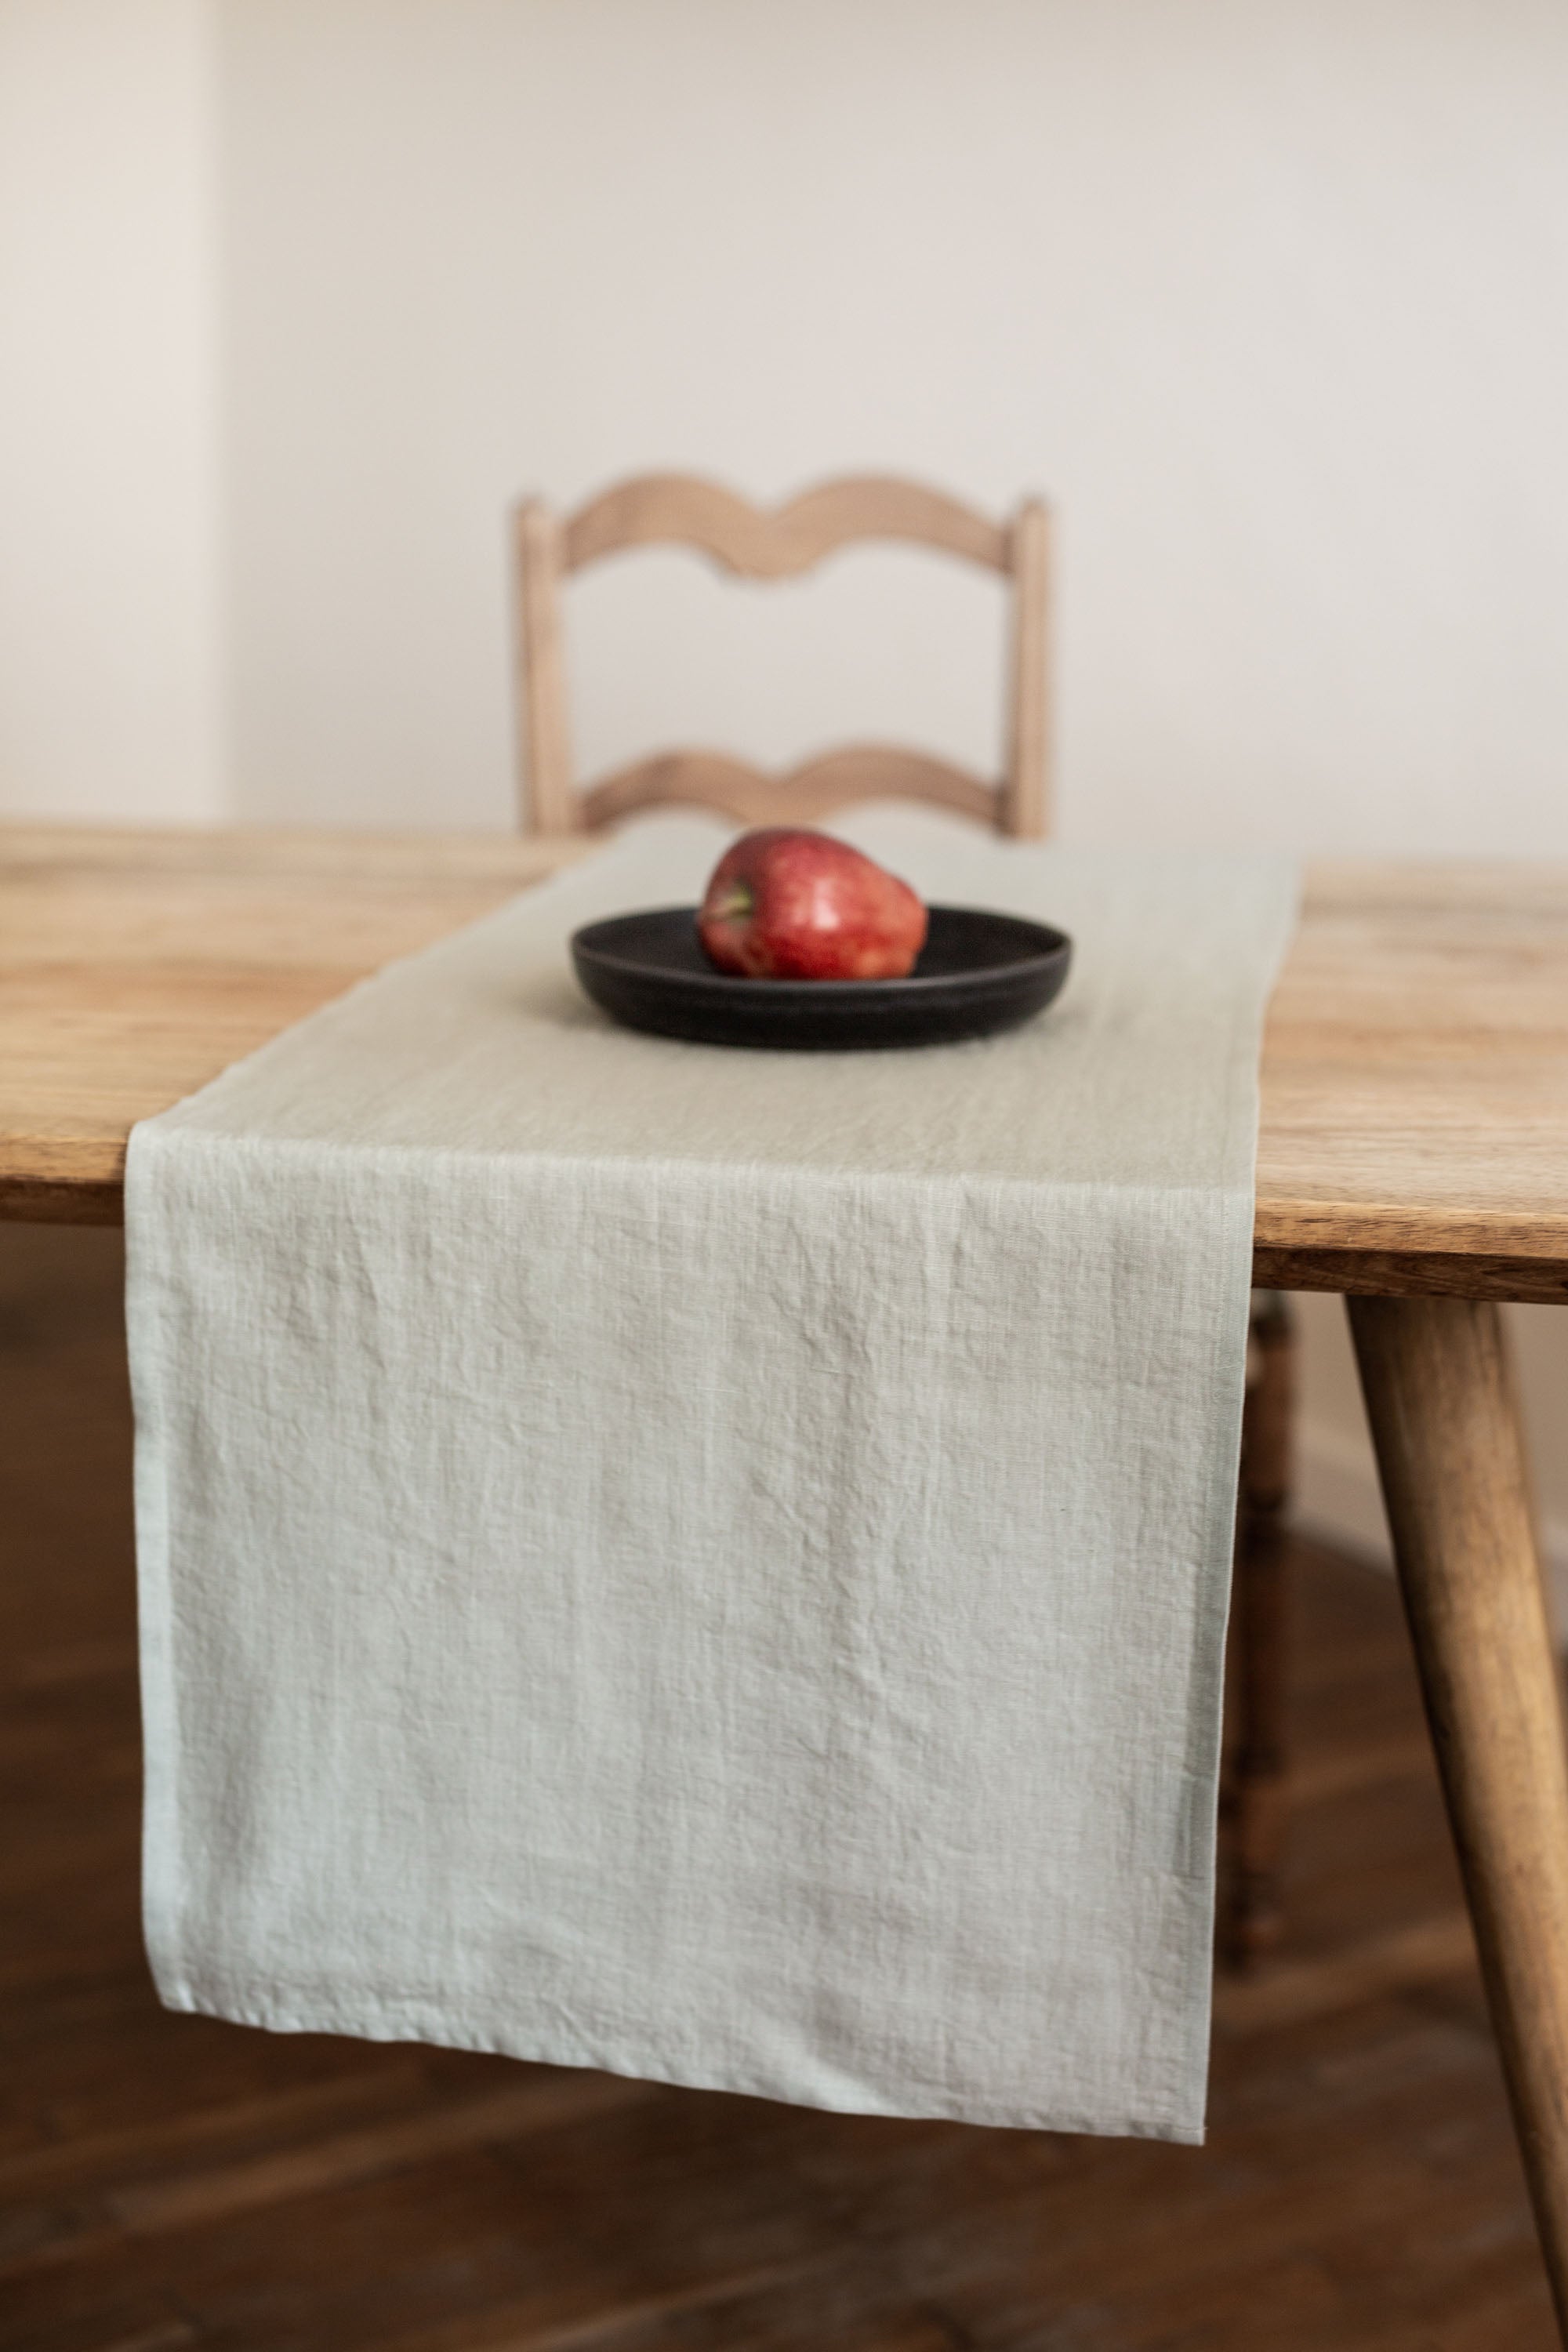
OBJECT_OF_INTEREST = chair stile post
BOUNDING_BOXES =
[514,498,579,836]
[1003,497,1051,841]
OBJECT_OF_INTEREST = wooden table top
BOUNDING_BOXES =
[3,822,1567,1300]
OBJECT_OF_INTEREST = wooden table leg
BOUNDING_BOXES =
[1349,1295,1568,2339]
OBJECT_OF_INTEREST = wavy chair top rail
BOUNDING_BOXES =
[514,473,1050,839]
[561,474,1014,580]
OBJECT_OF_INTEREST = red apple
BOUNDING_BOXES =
[697,828,928,980]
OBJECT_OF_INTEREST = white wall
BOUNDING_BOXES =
[0,0,225,822]
[217,0,1568,848]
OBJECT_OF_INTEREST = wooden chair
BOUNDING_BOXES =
[512,474,1049,840]
[512,470,1295,1962]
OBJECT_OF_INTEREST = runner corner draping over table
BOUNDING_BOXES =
[125,813,1296,2145]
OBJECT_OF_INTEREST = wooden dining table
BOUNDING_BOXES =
[5,819,1568,2332]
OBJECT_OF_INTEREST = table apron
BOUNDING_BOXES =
[1256,1247,1568,1305]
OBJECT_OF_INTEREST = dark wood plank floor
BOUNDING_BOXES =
[0,1224,1553,2350]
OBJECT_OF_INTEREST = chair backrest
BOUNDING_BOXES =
[512,473,1051,840]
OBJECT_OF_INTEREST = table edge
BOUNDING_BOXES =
[5,1168,1567,1300]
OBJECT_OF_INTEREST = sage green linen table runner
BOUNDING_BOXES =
[128,812,1297,2143]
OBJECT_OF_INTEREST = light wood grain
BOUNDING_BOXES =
[0,826,583,1224]
[6,830,1568,1296]
[1250,861,1568,1286]
[516,473,1044,837]
[1350,1296,1568,2341]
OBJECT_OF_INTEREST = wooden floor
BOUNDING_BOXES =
[0,1224,1554,2352]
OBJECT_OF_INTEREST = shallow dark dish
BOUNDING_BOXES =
[570,905,1073,1051]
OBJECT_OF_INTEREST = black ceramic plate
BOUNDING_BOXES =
[570,905,1072,1051]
